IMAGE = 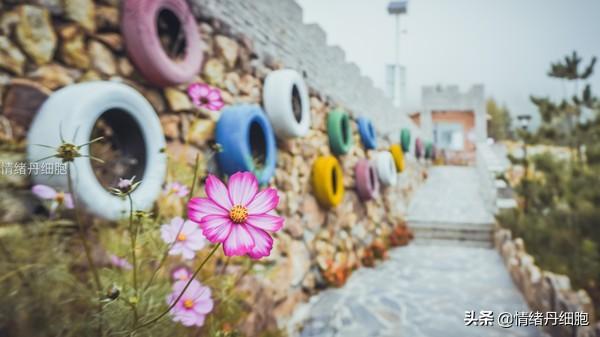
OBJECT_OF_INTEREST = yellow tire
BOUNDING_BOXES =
[312,155,344,208]
[390,144,405,173]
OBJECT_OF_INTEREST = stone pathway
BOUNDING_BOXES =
[408,166,496,246]
[291,166,542,337]
[407,166,494,226]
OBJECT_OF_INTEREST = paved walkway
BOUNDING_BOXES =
[407,166,494,226]
[292,166,542,337]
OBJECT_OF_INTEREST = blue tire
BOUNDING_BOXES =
[357,117,377,150]
[216,105,277,185]
[401,128,411,153]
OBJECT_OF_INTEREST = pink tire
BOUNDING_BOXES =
[121,0,203,87]
[415,137,424,159]
[355,159,379,201]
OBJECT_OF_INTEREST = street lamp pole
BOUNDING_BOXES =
[517,114,532,214]
[387,1,408,108]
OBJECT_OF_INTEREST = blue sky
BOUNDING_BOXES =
[297,0,600,123]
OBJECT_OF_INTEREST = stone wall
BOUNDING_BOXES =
[189,0,420,138]
[0,0,426,333]
[495,228,599,337]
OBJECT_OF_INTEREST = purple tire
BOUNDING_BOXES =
[355,159,379,201]
[415,137,424,159]
[122,0,203,87]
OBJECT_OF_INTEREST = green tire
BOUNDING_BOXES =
[327,110,353,155]
[425,141,433,159]
[401,128,411,153]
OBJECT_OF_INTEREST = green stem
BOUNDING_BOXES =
[143,152,201,291]
[67,164,102,292]
[67,164,104,336]
[132,243,220,332]
[188,153,201,205]
[0,238,32,289]
[128,194,138,293]
[142,219,186,292]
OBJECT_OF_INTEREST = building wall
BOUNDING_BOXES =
[431,110,476,151]
[420,84,486,146]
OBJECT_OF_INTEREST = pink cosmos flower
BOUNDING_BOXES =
[167,279,213,327]
[171,265,192,282]
[187,83,224,111]
[109,254,133,270]
[160,217,207,260]
[164,182,190,198]
[188,172,284,259]
[32,184,74,213]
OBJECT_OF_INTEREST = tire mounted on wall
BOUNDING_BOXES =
[312,155,344,208]
[27,81,167,220]
[389,144,405,173]
[262,69,311,138]
[375,151,397,187]
[415,138,424,159]
[356,116,377,150]
[355,159,379,201]
[122,0,203,87]
[401,128,411,153]
[215,105,277,185]
[327,110,353,155]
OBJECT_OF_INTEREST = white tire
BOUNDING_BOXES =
[27,81,167,220]
[375,151,397,187]
[262,69,311,138]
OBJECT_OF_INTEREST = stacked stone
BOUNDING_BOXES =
[0,0,426,332]
[495,229,599,337]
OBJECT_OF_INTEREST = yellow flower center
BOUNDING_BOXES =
[183,299,194,309]
[229,205,248,224]
[177,233,187,242]
[55,192,64,204]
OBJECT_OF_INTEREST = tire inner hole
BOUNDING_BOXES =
[291,84,302,123]
[341,116,349,145]
[90,108,147,190]
[369,165,376,189]
[368,122,375,140]
[331,165,338,195]
[157,9,187,61]
[249,119,267,172]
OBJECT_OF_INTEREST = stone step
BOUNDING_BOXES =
[412,237,493,249]
[409,221,494,247]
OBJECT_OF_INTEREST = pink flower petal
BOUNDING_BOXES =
[228,172,258,206]
[169,243,186,256]
[32,184,57,199]
[176,310,202,327]
[205,175,232,210]
[193,298,214,315]
[246,214,284,232]
[190,285,212,301]
[184,233,206,250]
[191,96,202,106]
[245,225,274,260]
[200,215,233,243]
[246,188,279,215]
[181,219,199,236]
[188,83,210,99]
[223,224,255,257]
[188,197,229,224]
[160,217,185,244]
[180,246,196,260]
[206,100,225,111]
[207,89,222,101]
[171,267,191,281]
